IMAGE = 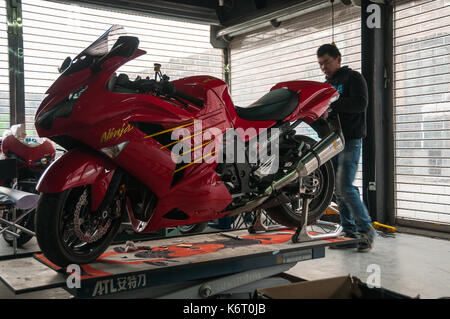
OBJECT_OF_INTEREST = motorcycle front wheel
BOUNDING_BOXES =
[178,221,208,234]
[35,186,122,267]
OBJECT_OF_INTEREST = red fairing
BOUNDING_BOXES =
[1,135,56,169]
[271,81,338,123]
[35,49,147,138]
[174,76,277,142]
[36,148,116,211]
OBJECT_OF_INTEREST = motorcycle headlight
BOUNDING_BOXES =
[100,141,129,159]
[68,86,88,100]
[36,86,88,130]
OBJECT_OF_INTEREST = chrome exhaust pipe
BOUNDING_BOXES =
[225,130,344,218]
[298,130,344,177]
[265,130,344,194]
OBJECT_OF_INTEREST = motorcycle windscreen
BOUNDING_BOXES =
[61,25,127,75]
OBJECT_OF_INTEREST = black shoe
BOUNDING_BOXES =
[329,231,358,249]
[357,226,376,252]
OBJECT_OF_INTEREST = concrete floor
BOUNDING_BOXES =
[0,237,72,299]
[0,231,448,299]
[286,232,450,299]
[0,238,39,259]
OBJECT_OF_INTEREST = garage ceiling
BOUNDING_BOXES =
[73,0,332,26]
[72,0,356,45]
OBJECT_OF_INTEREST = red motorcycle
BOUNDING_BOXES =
[34,26,344,266]
[0,124,55,246]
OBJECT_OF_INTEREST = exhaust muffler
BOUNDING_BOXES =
[268,130,344,193]
[298,131,344,176]
[225,129,344,217]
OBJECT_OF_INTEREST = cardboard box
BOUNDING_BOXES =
[256,275,412,299]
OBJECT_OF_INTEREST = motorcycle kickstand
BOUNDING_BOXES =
[291,177,344,243]
[248,209,269,234]
[291,194,314,243]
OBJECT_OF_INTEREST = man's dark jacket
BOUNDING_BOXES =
[326,66,368,140]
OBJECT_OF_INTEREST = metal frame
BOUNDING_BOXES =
[0,184,37,255]
[0,159,38,255]
[0,206,36,254]
[361,0,395,225]
[6,0,25,127]
[158,263,296,299]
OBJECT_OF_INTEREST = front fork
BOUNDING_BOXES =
[96,169,125,220]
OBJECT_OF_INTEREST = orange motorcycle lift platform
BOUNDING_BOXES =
[0,227,359,298]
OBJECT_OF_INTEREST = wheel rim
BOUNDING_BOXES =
[179,224,196,233]
[59,187,117,257]
[283,166,328,216]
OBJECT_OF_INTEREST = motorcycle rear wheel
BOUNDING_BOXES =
[265,135,335,227]
[35,186,122,267]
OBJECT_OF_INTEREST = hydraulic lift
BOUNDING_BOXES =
[0,223,359,299]
[0,173,358,299]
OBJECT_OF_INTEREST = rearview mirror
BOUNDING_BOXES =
[58,57,72,74]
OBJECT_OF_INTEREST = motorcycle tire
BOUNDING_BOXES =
[35,187,122,267]
[2,210,35,247]
[265,135,335,227]
[178,221,208,234]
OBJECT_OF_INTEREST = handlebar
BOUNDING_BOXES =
[127,79,204,108]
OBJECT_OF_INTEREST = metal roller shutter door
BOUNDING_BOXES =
[394,0,450,225]
[0,1,9,136]
[21,0,223,138]
[229,3,363,192]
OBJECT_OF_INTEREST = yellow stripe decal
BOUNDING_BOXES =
[178,139,214,157]
[173,150,216,174]
[144,121,194,139]
[160,128,208,150]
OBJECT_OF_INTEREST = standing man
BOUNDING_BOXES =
[317,44,376,252]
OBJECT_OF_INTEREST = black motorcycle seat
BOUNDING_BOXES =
[235,89,299,121]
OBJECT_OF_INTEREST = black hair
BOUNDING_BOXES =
[317,44,341,58]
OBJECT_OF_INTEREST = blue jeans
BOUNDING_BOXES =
[331,138,372,234]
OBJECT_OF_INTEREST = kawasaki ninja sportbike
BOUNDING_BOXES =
[34,25,344,267]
